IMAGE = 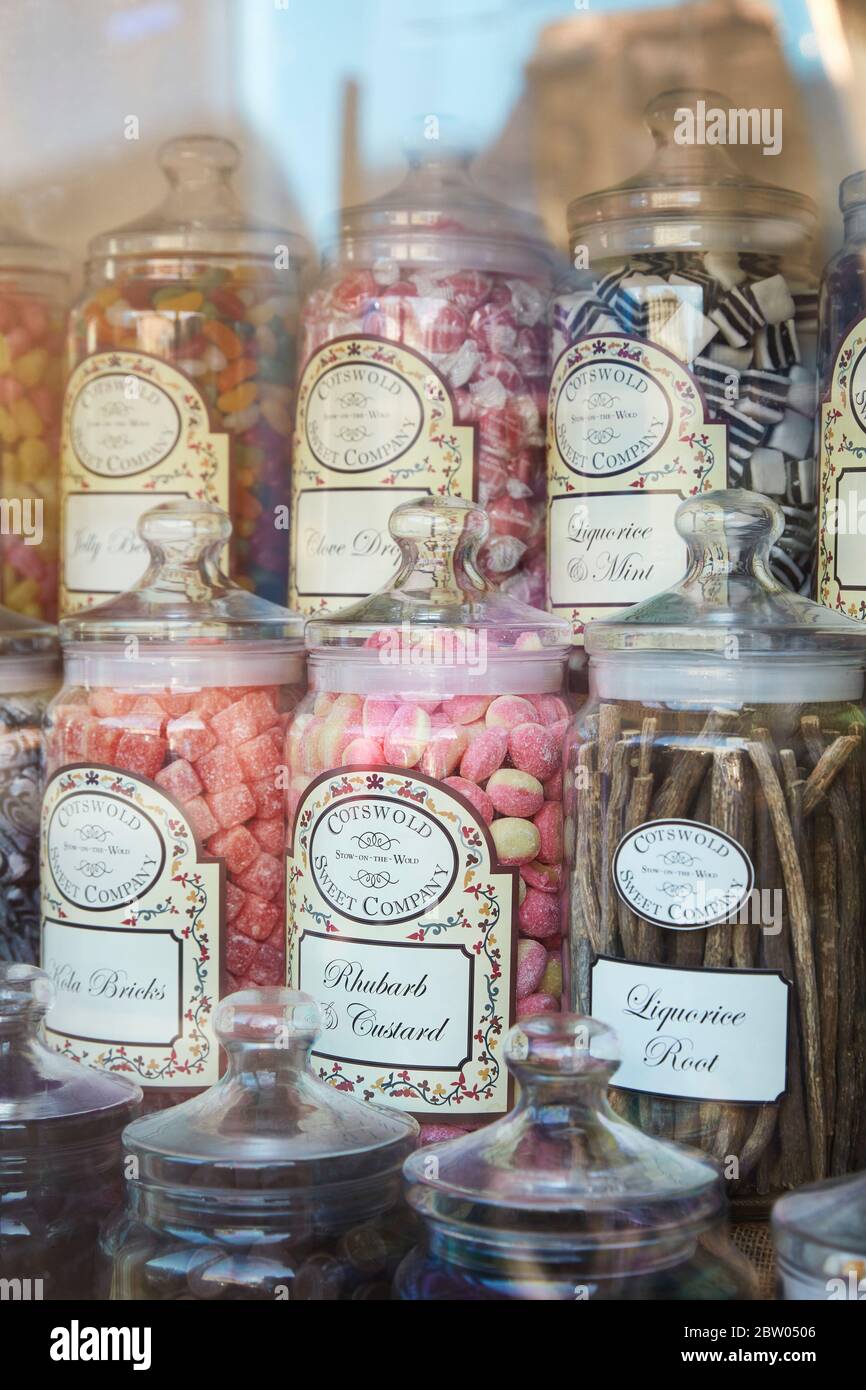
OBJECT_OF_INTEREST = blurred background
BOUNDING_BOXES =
[3,0,866,278]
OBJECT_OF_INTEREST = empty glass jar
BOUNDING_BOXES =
[396,1013,755,1300]
[773,1171,866,1301]
[100,989,418,1300]
[0,963,140,1300]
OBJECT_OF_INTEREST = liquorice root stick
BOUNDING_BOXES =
[747,737,826,1180]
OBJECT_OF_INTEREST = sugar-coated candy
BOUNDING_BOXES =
[208,825,259,875]
[533,801,563,865]
[155,758,202,802]
[508,722,561,781]
[517,992,560,1019]
[459,728,508,782]
[207,783,257,830]
[442,776,495,825]
[521,859,562,894]
[516,939,547,998]
[490,816,541,866]
[235,851,283,902]
[184,796,220,842]
[518,887,561,939]
[383,704,431,768]
[197,744,245,793]
[541,951,563,998]
[344,736,384,766]
[114,731,168,780]
[234,893,281,943]
[486,768,544,818]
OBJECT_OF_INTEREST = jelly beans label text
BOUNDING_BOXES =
[290,338,474,615]
[590,957,790,1103]
[60,352,230,613]
[612,818,755,930]
[40,766,222,1088]
[287,768,518,1117]
[547,335,727,641]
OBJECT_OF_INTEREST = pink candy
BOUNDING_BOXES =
[518,887,561,939]
[485,694,537,731]
[443,776,494,825]
[516,939,547,998]
[486,769,544,818]
[459,728,508,782]
[509,722,561,782]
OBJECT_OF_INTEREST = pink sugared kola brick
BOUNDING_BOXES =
[84,722,122,764]
[206,782,257,830]
[197,744,245,793]
[207,824,259,874]
[155,758,202,802]
[236,730,282,783]
[235,851,283,901]
[167,715,217,763]
[114,731,168,780]
[234,891,281,942]
[251,777,283,819]
[210,697,260,745]
[249,816,284,856]
[184,796,219,843]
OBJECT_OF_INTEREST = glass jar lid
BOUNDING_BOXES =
[403,1015,724,1267]
[0,963,140,1142]
[772,1173,866,1290]
[326,128,552,274]
[122,989,417,1205]
[0,602,59,691]
[305,497,570,694]
[0,215,69,281]
[88,134,309,267]
[585,489,866,703]
[568,89,816,258]
[60,502,303,686]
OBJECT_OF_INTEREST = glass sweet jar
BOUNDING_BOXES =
[62,135,309,614]
[100,988,417,1300]
[0,963,140,1300]
[41,500,305,1106]
[817,171,866,618]
[565,488,866,1214]
[291,134,554,616]
[286,496,570,1139]
[0,604,59,964]
[773,1171,866,1301]
[0,219,68,622]
[549,88,819,649]
[395,1013,755,1300]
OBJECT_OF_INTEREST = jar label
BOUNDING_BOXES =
[289,337,475,615]
[819,322,866,617]
[547,335,728,642]
[286,766,518,1119]
[60,352,230,615]
[613,819,755,930]
[589,957,790,1103]
[40,765,223,1089]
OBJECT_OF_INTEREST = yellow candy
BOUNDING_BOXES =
[17,437,50,479]
[11,399,43,438]
[157,291,204,313]
[0,405,20,446]
[93,286,121,308]
[12,349,48,389]
[6,578,39,608]
[217,382,258,414]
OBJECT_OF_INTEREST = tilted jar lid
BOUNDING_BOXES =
[403,1015,724,1267]
[0,602,59,692]
[0,964,140,1142]
[122,990,417,1201]
[326,124,552,275]
[568,89,816,258]
[0,215,69,282]
[88,134,309,268]
[586,489,866,703]
[772,1172,866,1290]
[305,497,570,695]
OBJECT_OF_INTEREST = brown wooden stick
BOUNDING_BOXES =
[813,807,838,1147]
[747,737,826,1180]
[801,735,859,817]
